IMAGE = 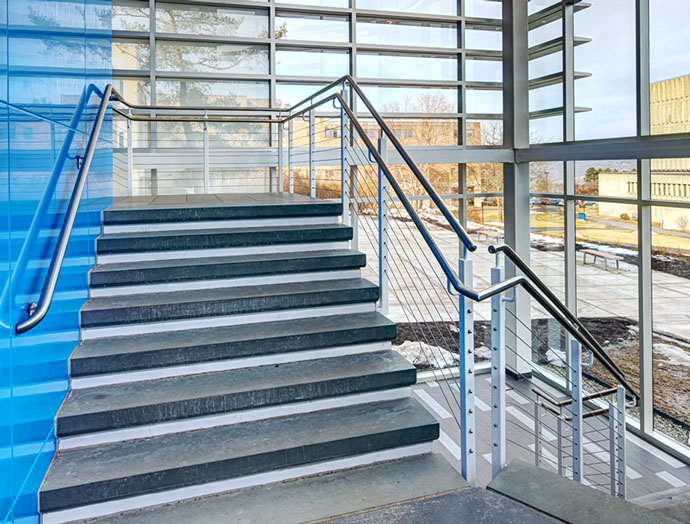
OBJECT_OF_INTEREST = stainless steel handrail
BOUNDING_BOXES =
[15,84,113,335]
[109,84,638,398]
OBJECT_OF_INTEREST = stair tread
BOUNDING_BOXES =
[80,453,467,524]
[98,223,352,242]
[82,278,378,311]
[90,249,364,274]
[73,312,394,360]
[41,398,438,504]
[59,351,413,421]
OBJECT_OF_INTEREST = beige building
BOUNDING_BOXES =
[598,74,690,230]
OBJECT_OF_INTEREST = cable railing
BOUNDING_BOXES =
[13,78,637,497]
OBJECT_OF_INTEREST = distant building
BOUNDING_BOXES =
[599,74,690,230]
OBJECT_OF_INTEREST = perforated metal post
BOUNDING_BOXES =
[340,89,350,226]
[459,249,475,485]
[277,121,284,193]
[570,339,584,482]
[309,108,316,198]
[203,111,209,194]
[490,265,506,478]
[616,385,627,499]
[378,135,389,315]
[288,119,294,193]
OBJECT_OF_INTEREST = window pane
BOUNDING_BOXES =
[466,89,501,114]
[357,18,456,48]
[358,53,456,81]
[466,119,502,146]
[276,0,346,6]
[465,29,501,51]
[650,158,690,204]
[275,83,341,108]
[361,86,457,113]
[651,205,690,446]
[113,1,150,32]
[467,163,503,193]
[530,161,563,193]
[113,77,150,104]
[156,42,268,74]
[530,116,563,144]
[157,80,269,107]
[113,39,149,70]
[156,4,268,38]
[276,49,348,77]
[466,59,502,82]
[357,0,456,16]
[465,0,501,19]
[574,160,638,199]
[360,118,457,146]
[574,1,636,139]
[650,2,690,136]
[276,14,349,42]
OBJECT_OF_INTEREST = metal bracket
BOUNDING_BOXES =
[75,155,83,169]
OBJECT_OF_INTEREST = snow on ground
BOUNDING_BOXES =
[654,343,690,367]
[394,340,459,369]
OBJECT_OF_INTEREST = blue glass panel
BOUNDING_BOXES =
[0,0,112,522]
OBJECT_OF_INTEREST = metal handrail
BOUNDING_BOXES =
[15,84,113,335]
[108,83,638,398]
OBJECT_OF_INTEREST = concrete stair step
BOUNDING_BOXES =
[57,351,415,438]
[96,224,353,255]
[39,398,439,514]
[89,249,365,289]
[77,453,467,524]
[70,312,396,377]
[102,197,342,225]
[80,278,379,329]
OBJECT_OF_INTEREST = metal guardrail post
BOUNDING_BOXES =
[378,135,389,315]
[616,385,627,499]
[535,401,542,468]
[459,247,476,485]
[609,402,617,496]
[557,415,564,475]
[127,108,133,196]
[351,165,358,250]
[288,119,294,193]
[490,265,506,478]
[309,108,316,198]
[340,89,350,226]
[570,339,584,482]
[278,121,284,193]
[203,111,209,194]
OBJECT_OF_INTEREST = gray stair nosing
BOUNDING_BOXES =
[40,419,439,512]
[70,316,396,377]
[57,365,416,437]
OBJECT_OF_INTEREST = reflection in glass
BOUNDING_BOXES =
[157,42,268,74]
[156,80,269,107]
[156,4,268,38]
[113,1,150,31]
[358,53,455,81]
[113,39,150,70]
[356,18,456,48]
[113,77,151,104]
[276,14,349,42]
[276,49,348,77]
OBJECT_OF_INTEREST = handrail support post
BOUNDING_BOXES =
[340,88,350,226]
[491,265,506,478]
[616,385,627,499]
[277,121,284,193]
[570,339,584,483]
[288,119,294,193]
[309,108,316,198]
[203,111,209,194]
[127,109,133,196]
[378,135,389,315]
[459,250,476,486]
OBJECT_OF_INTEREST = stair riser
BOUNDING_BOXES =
[40,426,439,514]
[97,241,351,264]
[57,368,417,438]
[89,269,362,298]
[103,215,340,234]
[71,341,393,388]
[96,228,353,256]
[89,253,366,289]
[42,443,433,524]
[58,386,410,451]
[102,202,343,226]
[81,287,379,329]
[81,303,376,340]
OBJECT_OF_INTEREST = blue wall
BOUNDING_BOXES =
[0,0,111,522]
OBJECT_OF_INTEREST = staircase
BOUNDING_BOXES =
[39,194,463,523]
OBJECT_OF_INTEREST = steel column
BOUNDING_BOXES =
[491,265,506,478]
[570,339,584,483]
[378,135,389,315]
[459,251,475,485]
